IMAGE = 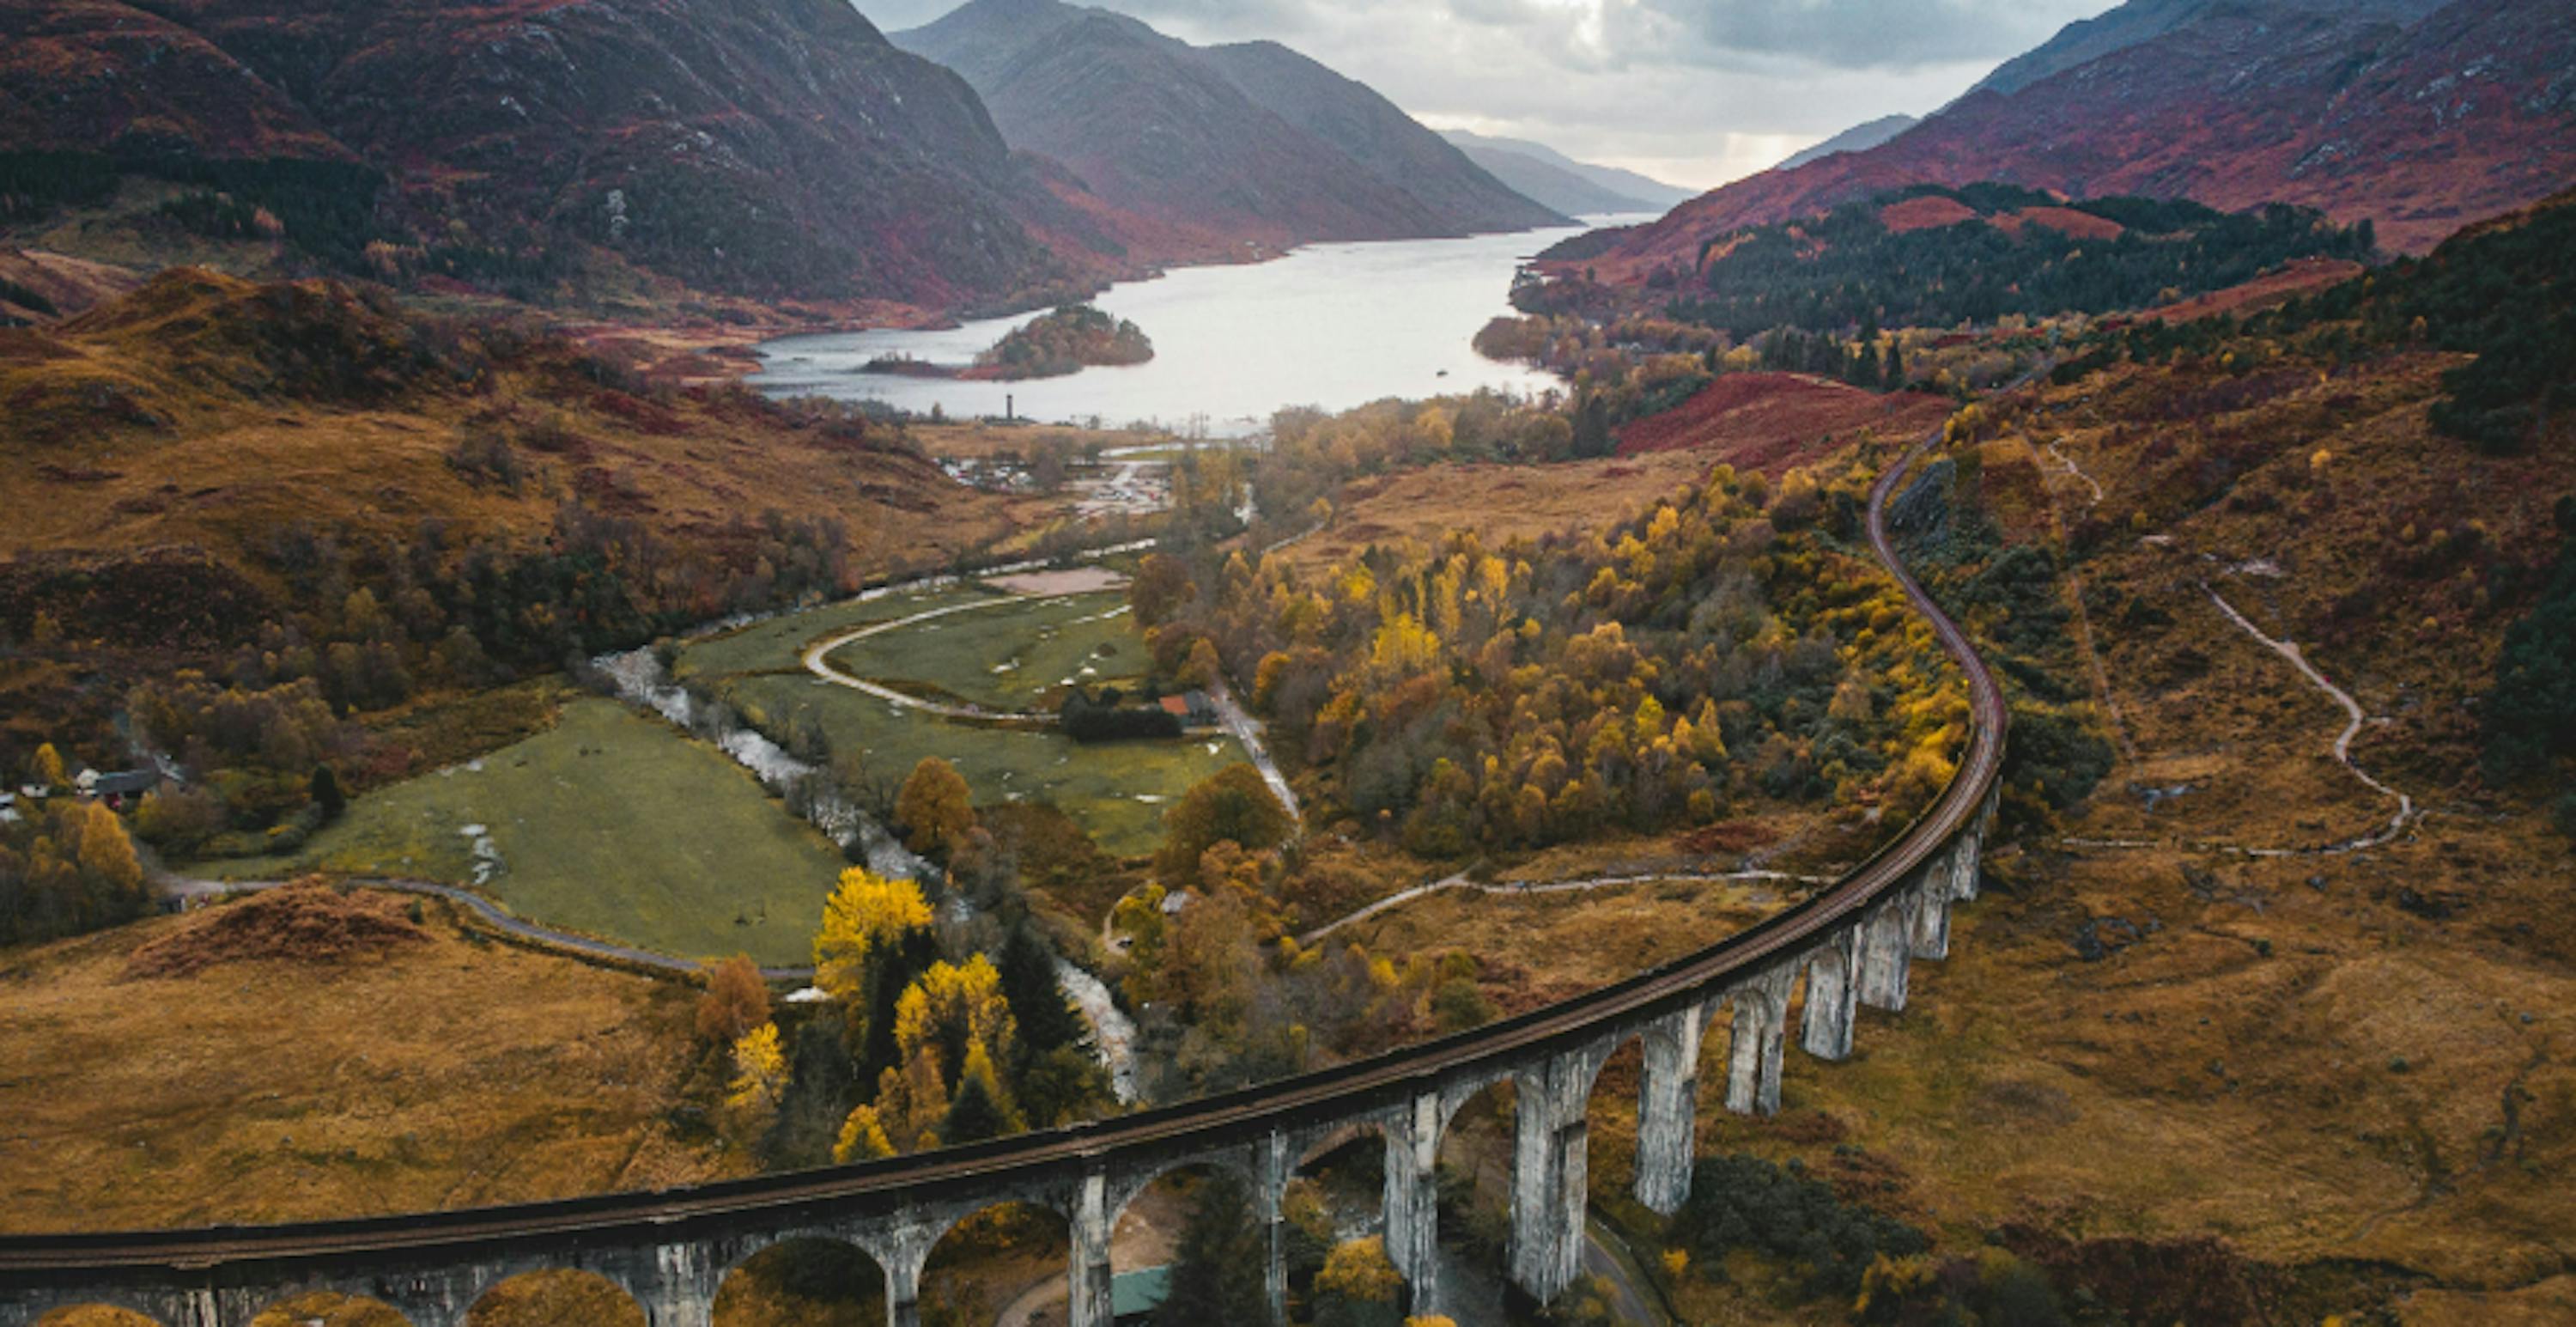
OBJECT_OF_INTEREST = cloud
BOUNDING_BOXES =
[857,0,2120,190]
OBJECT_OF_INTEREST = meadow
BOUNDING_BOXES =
[683,582,1245,860]
[202,700,848,966]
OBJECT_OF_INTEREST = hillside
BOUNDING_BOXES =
[1773,113,1918,172]
[0,0,1131,309]
[0,267,1019,780]
[895,0,1559,247]
[1197,41,1567,233]
[1568,0,2576,283]
[1441,131,1673,216]
[1442,129,1695,212]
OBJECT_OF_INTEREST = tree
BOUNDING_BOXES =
[996,926,1087,1060]
[895,757,976,857]
[895,955,1018,1074]
[29,743,66,790]
[1153,1172,1267,1327]
[75,803,143,903]
[1154,764,1291,889]
[696,954,772,1043]
[812,867,933,1006]
[832,1104,896,1163]
[309,764,346,822]
[940,1039,1021,1144]
[1130,554,1197,628]
[1312,1236,1405,1327]
[724,1022,791,1144]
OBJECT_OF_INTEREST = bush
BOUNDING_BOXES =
[1671,1153,1927,1296]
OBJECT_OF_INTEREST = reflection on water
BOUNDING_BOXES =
[749,218,1648,435]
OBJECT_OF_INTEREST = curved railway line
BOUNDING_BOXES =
[0,424,2007,1317]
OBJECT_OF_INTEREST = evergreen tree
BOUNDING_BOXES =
[1153,1172,1267,1326]
[941,1067,1008,1145]
[309,764,346,822]
[997,926,1088,1062]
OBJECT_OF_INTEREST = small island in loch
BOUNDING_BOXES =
[861,303,1154,381]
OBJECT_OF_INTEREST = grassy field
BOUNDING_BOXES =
[202,700,848,966]
[683,583,1246,861]
[826,588,1142,712]
[0,890,726,1235]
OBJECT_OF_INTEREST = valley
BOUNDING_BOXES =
[3,1,2575,1325]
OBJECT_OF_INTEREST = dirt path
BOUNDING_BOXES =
[802,594,1058,721]
[2198,582,2417,851]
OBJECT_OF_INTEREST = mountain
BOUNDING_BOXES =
[1563,0,2576,284]
[1774,115,1917,172]
[895,0,1563,247]
[1440,131,1698,212]
[0,0,1130,307]
[1963,0,2451,99]
[1195,42,1568,232]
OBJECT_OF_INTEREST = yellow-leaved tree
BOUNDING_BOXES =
[812,867,932,1006]
[1315,1236,1405,1314]
[30,743,68,790]
[723,1022,790,1145]
[894,954,1018,1073]
[831,1104,896,1164]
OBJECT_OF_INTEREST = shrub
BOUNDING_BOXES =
[1671,1153,1927,1296]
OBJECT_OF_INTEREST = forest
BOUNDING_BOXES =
[1140,458,1969,857]
[1653,185,2376,339]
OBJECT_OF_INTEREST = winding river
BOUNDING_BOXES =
[748,217,1649,435]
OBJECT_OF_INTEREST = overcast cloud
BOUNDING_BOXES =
[856,0,2117,191]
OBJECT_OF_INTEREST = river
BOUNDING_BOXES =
[747,217,1649,435]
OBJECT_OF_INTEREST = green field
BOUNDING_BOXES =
[199,700,848,965]
[827,590,1144,712]
[684,583,1246,859]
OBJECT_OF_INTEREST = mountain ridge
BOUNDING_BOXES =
[1437,130,1695,215]
[1565,0,2576,284]
[896,0,1564,247]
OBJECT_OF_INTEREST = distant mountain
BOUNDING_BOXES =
[1775,115,1917,172]
[896,0,1564,246]
[1440,131,1697,213]
[1562,0,2576,284]
[1963,0,2451,99]
[0,0,1127,307]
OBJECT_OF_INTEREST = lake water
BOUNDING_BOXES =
[748,218,1645,435]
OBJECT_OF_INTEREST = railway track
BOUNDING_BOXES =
[0,422,2005,1280]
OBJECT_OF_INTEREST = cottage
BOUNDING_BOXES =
[75,767,161,812]
[0,791,17,826]
[1157,690,1219,727]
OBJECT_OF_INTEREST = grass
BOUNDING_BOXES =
[0,891,727,1235]
[683,583,1249,861]
[200,699,848,966]
[824,588,1142,712]
[1278,447,1722,575]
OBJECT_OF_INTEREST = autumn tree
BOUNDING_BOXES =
[813,866,937,1077]
[895,757,976,857]
[1154,764,1291,890]
[29,743,66,790]
[1313,1236,1406,1327]
[1129,553,1198,628]
[696,954,771,1044]
[723,1022,790,1146]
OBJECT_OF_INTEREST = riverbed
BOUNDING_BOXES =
[747,218,1648,435]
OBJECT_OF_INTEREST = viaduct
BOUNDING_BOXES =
[0,436,2007,1327]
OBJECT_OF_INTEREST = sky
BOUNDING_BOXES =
[855,0,2120,191]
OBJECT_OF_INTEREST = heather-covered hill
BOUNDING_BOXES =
[896,0,1560,247]
[0,0,1130,307]
[0,267,1015,723]
[1572,0,2576,285]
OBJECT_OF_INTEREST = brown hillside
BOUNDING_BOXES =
[1613,372,1952,472]
[0,268,1013,594]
